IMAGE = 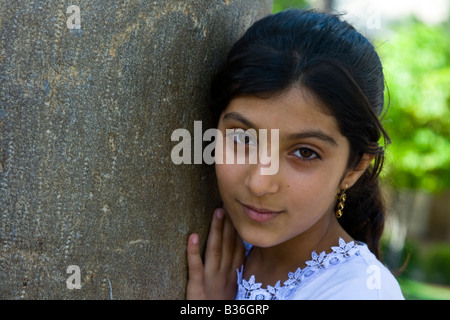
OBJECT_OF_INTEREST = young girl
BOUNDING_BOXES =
[186,9,404,300]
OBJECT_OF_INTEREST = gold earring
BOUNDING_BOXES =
[335,185,348,219]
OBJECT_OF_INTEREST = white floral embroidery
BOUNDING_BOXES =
[236,238,362,300]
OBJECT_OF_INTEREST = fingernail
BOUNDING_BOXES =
[191,234,198,245]
[215,208,224,220]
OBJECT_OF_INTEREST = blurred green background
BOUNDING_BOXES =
[272,0,450,299]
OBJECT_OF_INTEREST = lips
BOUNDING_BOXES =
[240,202,284,223]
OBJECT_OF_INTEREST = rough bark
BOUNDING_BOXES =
[0,0,272,299]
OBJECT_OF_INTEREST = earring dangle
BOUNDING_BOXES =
[335,185,347,219]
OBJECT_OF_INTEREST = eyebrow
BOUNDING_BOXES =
[285,131,338,147]
[222,111,339,147]
[222,112,256,128]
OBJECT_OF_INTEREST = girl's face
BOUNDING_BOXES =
[215,87,359,248]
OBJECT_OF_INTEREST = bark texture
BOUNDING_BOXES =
[0,0,272,299]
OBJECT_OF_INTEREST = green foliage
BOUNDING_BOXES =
[398,277,450,300]
[389,239,450,286]
[422,243,450,285]
[382,238,450,299]
[272,0,309,13]
[376,19,450,192]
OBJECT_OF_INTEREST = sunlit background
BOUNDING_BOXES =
[272,0,450,300]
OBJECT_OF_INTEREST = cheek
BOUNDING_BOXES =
[215,163,228,192]
[285,169,340,214]
[215,163,244,199]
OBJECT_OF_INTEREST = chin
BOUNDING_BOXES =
[239,230,284,248]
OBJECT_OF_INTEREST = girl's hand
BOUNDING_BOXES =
[186,208,245,300]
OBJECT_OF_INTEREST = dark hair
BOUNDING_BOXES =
[210,9,391,258]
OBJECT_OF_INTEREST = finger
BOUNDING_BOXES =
[204,208,225,273]
[187,233,204,284]
[220,213,237,271]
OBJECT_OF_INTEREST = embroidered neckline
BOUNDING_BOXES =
[236,238,362,300]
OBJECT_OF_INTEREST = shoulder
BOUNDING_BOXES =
[292,243,404,300]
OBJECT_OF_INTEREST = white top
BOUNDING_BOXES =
[236,238,404,300]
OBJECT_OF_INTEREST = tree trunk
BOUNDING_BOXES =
[0,0,272,299]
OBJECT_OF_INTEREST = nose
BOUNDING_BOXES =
[245,163,281,197]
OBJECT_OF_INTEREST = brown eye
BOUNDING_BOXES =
[299,148,313,157]
[292,148,319,160]
[228,130,257,146]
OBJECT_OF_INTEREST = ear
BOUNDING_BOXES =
[340,153,375,189]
